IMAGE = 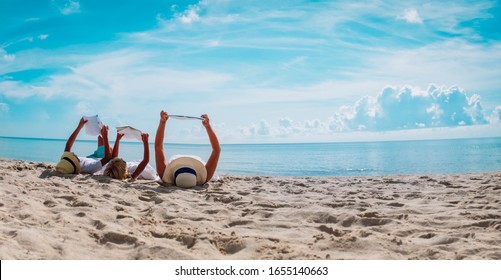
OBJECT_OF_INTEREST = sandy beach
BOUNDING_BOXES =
[0,158,500,260]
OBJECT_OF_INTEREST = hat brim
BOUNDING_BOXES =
[163,156,207,186]
[56,152,81,174]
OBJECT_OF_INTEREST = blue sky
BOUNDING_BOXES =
[1,0,500,143]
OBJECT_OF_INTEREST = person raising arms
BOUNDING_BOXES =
[101,132,157,180]
[56,117,112,175]
[155,110,221,188]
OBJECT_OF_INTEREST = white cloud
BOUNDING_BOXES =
[0,50,233,101]
[220,83,500,142]
[226,116,501,144]
[2,54,16,62]
[490,106,501,124]
[239,120,271,137]
[177,5,201,24]
[0,81,31,98]
[55,0,80,15]
[257,120,271,136]
[206,40,220,47]
[232,117,331,141]
[398,8,423,24]
[1,49,16,62]
[234,119,274,138]
[76,101,91,115]
[38,34,49,40]
[279,118,292,128]
[328,84,490,131]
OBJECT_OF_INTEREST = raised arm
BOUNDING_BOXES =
[202,114,221,183]
[155,110,168,178]
[112,132,124,158]
[64,117,87,152]
[99,125,112,165]
[131,133,150,179]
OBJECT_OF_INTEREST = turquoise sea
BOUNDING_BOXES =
[0,136,500,176]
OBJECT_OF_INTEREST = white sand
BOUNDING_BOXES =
[0,158,500,259]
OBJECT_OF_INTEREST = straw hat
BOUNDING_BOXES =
[162,156,207,188]
[56,152,81,174]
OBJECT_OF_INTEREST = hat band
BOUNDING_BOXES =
[174,167,196,181]
[62,156,78,174]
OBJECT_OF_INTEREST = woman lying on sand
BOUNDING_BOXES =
[56,118,112,175]
[155,110,221,188]
[101,132,157,180]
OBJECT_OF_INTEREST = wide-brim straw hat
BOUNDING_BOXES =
[162,156,207,188]
[56,152,81,174]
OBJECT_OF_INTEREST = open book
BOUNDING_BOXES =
[83,115,103,136]
[116,126,142,141]
[169,115,204,121]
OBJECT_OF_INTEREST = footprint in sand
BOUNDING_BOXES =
[359,218,392,227]
[358,211,380,218]
[339,215,356,227]
[419,233,436,239]
[254,201,287,209]
[466,220,499,228]
[312,212,338,224]
[404,193,422,199]
[150,230,197,249]
[138,195,163,204]
[251,186,264,193]
[227,220,253,227]
[207,193,242,204]
[43,200,57,208]
[257,244,292,256]
[210,233,246,255]
[387,202,405,207]
[116,200,134,207]
[56,195,75,201]
[431,236,459,245]
[317,225,345,237]
[92,220,106,230]
[323,202,346,208]
[116,214,134,220]
[53,195,92,207]
[69,200,92,207]
[99,232,138,245]
[138,191,164,204]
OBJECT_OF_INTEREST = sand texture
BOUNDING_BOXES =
[0,159,500,259]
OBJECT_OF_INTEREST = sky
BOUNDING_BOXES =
[1,0,501,144]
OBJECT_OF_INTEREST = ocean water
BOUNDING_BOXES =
[0,136,500,176]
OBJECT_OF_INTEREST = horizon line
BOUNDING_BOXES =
[1,135,500,146]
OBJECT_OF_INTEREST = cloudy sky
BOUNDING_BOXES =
[1,0,500,143]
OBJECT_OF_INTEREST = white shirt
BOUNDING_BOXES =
[78,157,102,174]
